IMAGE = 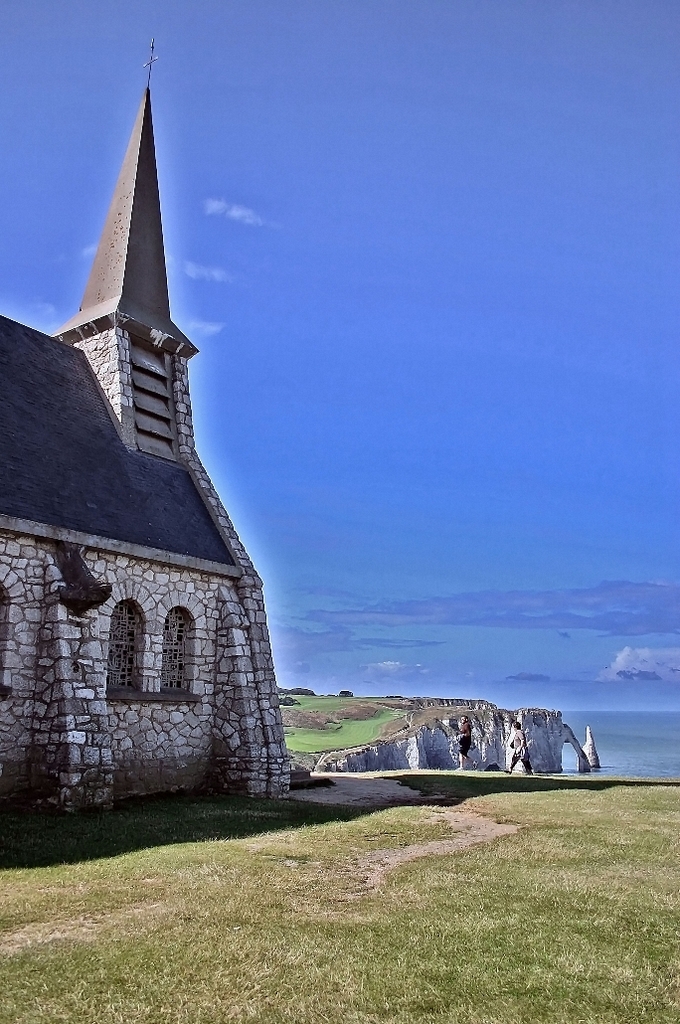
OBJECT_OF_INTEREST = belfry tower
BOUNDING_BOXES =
[56,88,194,458]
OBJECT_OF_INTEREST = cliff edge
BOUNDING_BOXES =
[316,704,595,774]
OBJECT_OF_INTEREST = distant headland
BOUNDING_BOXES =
[278,689,599,775]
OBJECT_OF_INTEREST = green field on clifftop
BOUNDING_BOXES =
[281,695,406,752]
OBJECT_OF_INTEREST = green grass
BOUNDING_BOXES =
[1,776,679,1023]
[285,705,400,752]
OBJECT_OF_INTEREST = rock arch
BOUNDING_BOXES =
[562,723,591,773]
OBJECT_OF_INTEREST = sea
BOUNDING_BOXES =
[558,710,680,778]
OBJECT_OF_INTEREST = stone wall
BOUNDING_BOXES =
[0,525,289,808]
[108,699,212,797]
[74,327,136,446]
[0,535,43,797]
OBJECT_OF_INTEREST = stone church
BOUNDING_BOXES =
[0,89,289,809]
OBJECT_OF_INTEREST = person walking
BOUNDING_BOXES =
[457,715,477,769]
[508,720,533,775]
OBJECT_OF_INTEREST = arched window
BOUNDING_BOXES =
[106,601,141,689]
[161,607,191,689]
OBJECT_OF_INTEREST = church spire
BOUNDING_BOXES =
[55,89,196,357]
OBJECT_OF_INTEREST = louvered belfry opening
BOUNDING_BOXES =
[107,601,140,688]
[130,338,176,459]
[161,607,189,689]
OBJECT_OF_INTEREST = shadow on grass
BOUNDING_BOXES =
[3,775,679,871]
[393,771,680,802]
[0,793,367,871]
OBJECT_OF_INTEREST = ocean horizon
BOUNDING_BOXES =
[553,710,680,778]
[298,687,680,778]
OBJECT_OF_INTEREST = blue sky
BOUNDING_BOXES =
[1,1,680,710]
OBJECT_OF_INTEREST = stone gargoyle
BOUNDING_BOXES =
[54,541,112,615]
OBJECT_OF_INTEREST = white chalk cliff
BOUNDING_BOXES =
[583,724,600,769]
[318,706,597,774]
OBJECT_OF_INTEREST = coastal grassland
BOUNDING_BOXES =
[283,695,404,752]
[1,777,679,1024]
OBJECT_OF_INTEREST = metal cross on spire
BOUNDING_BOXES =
[143,38,158,87]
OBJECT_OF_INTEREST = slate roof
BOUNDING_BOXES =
[0,315,234,566]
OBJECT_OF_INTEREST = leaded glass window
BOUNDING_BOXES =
[161,608,189,689]
[107,601,139,688]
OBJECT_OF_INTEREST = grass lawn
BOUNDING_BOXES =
[285,708,400,752]
[1,775,679,1023]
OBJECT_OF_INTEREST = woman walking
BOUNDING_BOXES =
[508,720,533,774]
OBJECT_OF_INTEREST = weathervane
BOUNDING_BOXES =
[144,38,158,87]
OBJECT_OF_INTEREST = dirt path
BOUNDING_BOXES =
[356,808,517,889]
[286,773,445,807]
[287,772,518,888]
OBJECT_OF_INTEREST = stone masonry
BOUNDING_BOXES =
[74,327,136,447]
[0,525,289,809]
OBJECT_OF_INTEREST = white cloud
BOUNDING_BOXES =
[204,199,266,226]
[598,646,680,683]
[81,243,97,258]
[188,320,224,337]
[368,661,407,674]
[362,661,430,682]
[184,261,234,283]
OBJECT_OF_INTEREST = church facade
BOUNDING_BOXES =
[0,89,289,809]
